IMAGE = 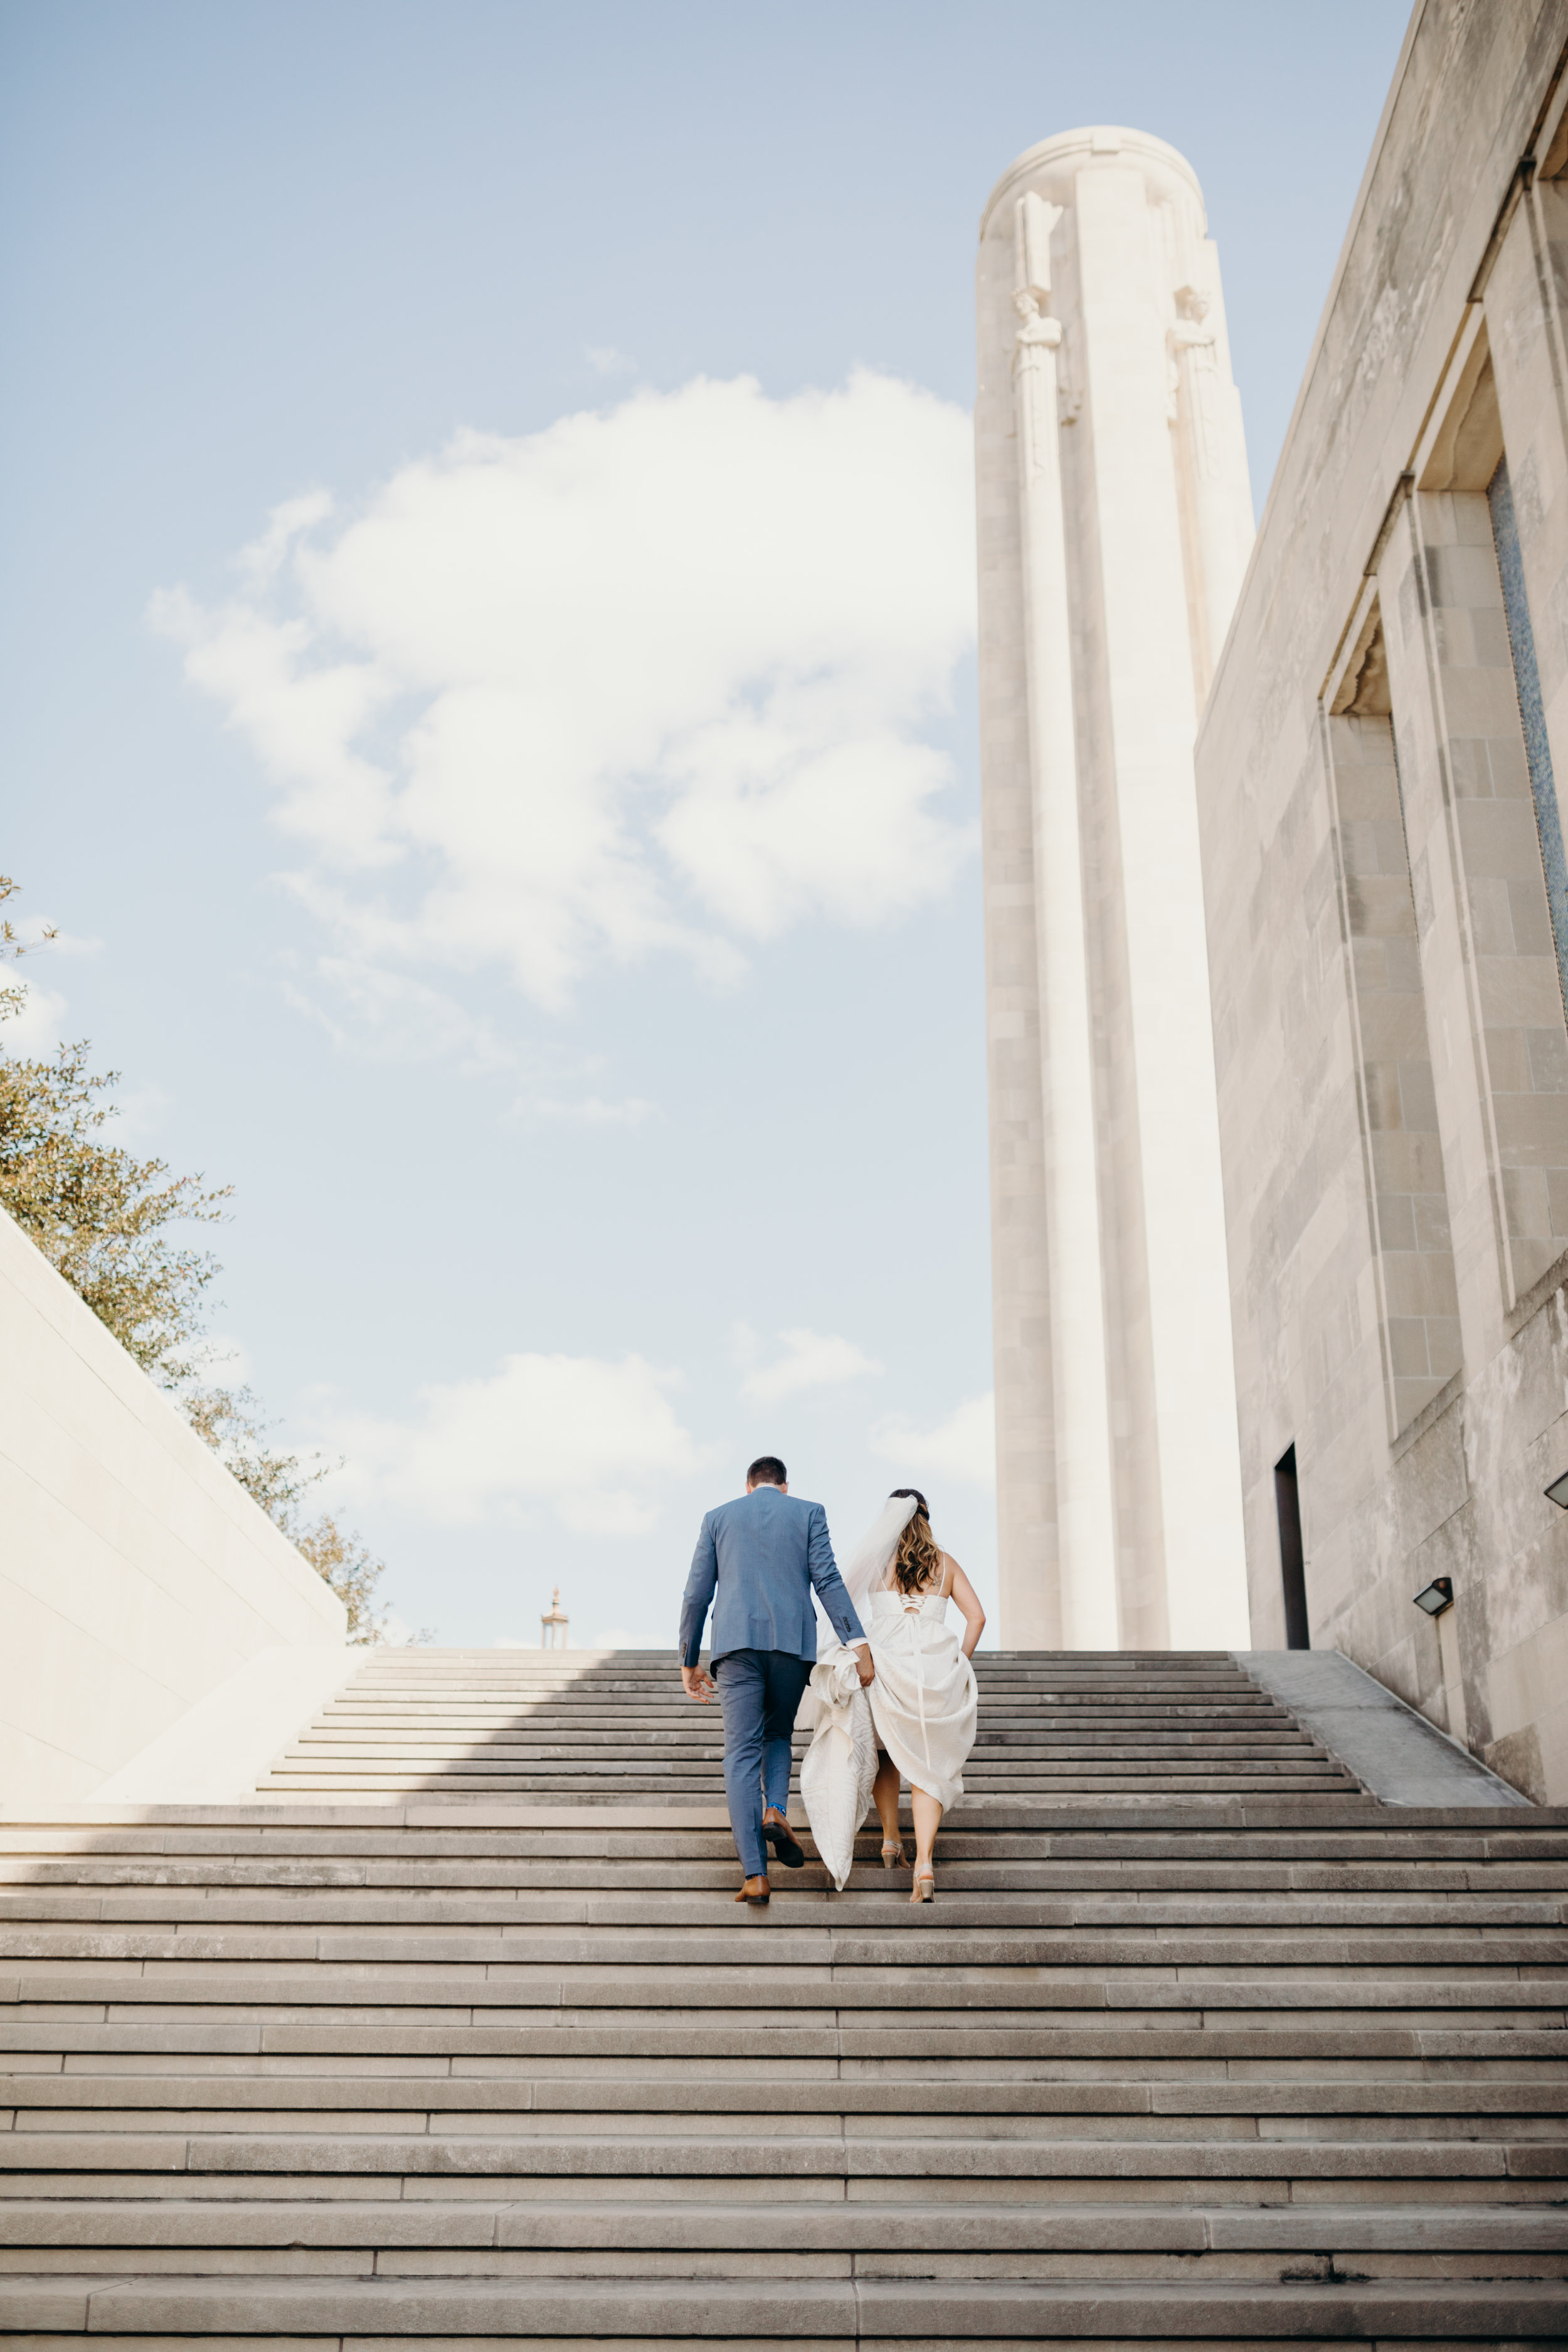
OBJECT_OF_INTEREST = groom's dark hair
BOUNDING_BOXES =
[747,1455,788,1488]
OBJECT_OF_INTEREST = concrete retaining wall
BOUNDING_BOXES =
[0,1203,346,1808]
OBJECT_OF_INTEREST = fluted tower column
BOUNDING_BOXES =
[1011,191,1121,1651]
[976,127,1254,1651]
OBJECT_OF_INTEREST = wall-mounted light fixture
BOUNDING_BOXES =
[1545,1471,1568,1510]
[1412,1575,1468,1744]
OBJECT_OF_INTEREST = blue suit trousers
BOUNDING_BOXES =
[716,1648,812,1877]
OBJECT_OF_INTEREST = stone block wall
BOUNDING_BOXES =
[1197,0,1568,1798]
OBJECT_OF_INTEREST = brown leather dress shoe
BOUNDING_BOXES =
[734,1874,771,1904]
[762,1809,805,1868]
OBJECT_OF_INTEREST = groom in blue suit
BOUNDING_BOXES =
[679,1455,873,1904]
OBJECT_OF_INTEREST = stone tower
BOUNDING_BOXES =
[976,127,1253,1650]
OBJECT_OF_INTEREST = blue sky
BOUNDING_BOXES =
[0,0,1409,1647]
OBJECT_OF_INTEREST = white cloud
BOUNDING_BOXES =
[1,918,102,1056]
[1,953,174,1146]
[585,346,637,376]
[325,1350,701,1536]
[10,918,102,959]
[741,1327,882,1405]
[279,947,516,1071]
[874,1391,996,1488]
[2,976,68,1053]
[238,490,334,589]
[153,370,976,1024]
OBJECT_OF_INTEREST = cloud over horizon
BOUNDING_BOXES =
[323,1350,702,1537]
[874,1391,996,1491]
[740,1326,883,1406]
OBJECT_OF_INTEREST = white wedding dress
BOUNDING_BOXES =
[798,1647,878,1891]
[861,1581,977,1813]
[798,1496,978,1889]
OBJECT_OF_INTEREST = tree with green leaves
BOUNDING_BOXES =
[1,877,230,1380]
[1,874,396,1643]
[182,1382,393,1644]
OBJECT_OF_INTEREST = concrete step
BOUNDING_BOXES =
[0,1808,1552,1838]
[5,1872,1564,1924]
[9,1894,1560,1941]
[273,1742,1340,1761]
[1,2201,1566,2289]
[5,2020,1565,2059]
[6,1968,1563,2019]
[294,1712,1329,1724]
[12,1850,1561,1883]
[3,1833,1553,1865]
[2,2195,1565,2252]
[9,1927,1566,1968]
[2,2127,1565,2181]
[4,2269,1568,2338]
[7,1882,1558,1920]
[6,2074,1567,2122]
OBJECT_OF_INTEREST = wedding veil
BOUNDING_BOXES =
[839,1491,920,1620]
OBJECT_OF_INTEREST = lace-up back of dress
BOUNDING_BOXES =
[876,1550,951,1611]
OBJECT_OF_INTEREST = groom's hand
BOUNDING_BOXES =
[682,1664,716,1703]
[854,1644,876,1687]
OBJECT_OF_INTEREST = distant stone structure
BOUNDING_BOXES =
[1195,1,1568,1798]
[540,1587,569,1650]
[975,127,1254,1650]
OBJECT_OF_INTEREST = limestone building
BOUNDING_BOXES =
[1195,0,1568,1796]
[976,129,1254,1650]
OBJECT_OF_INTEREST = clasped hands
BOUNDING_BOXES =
[681,1644,874,1703]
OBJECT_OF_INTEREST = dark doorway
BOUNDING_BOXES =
[1274,1444,1309,1650]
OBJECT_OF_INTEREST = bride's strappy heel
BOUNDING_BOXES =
[911,1869,935,1904]
[881,1840,906,1870]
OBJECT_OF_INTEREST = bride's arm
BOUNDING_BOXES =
[946,1558,986,1659]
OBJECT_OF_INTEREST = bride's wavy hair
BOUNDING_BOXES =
[888,1488,942,1594]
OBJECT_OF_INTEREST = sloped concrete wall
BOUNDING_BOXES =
[0,1204,346,1808]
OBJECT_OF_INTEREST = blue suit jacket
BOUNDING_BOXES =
[679,1485,866,1666]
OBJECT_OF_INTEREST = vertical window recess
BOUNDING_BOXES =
[1489,456,1568,1014]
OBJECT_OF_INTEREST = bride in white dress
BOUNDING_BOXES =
[800,1487,984,1902]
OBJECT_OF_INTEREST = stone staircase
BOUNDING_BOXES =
[258,1647,1364,1801]
[1,1645,1565,2344]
